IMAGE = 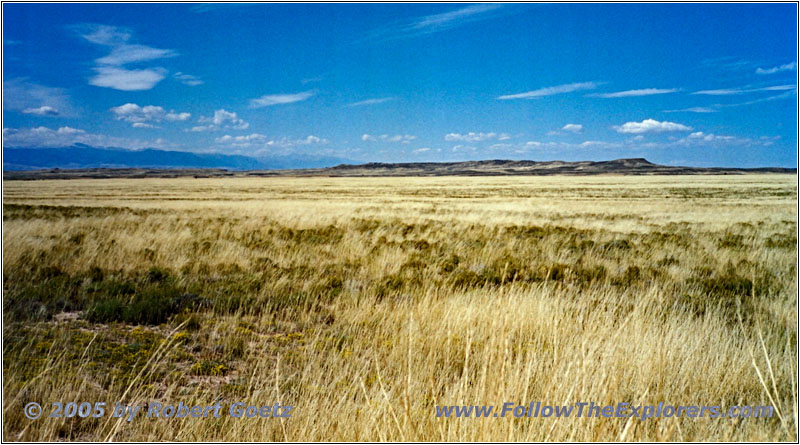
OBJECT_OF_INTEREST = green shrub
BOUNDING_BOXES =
[85,299,125,323]
[190,360,228,376]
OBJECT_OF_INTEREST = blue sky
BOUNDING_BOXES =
[3,3,797,167]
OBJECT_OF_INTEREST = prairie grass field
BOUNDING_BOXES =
[2,174,797,441]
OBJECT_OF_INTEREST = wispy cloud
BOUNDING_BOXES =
[189,4,228,14]
[666,87,796,112]
[692,84,795,95]
[249,91,314,108]
[701,57,758,72]
[411,4,503,33]
[756,61,796,75]
[717,89,797,107]
[73,24,176,91]
[73,24,131,46]
[173,72,203,86]
[498,82,600,100]
[362,4,508,43]
[347,97,396,107]
[451,144,477,153]
[96,44,176,65]
[593,88,679,98]
[561,124,583,133]
[663,107,717,113]
[577,140,623,149]
[301,76,323,84]
[215,133,328,149]
[3,79,75,117]
[190,109,249,131]
[362,134,417,144]
[613,119,692,134]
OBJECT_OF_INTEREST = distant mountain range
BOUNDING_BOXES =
[3,153,795,180]
[2,144,351,171]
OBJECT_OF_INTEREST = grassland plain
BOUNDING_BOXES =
[2,174,797,441]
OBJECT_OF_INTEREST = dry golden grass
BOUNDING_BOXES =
[2,174,797,441]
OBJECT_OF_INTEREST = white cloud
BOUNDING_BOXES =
[593,88,678,98]
[673,131,756,147]
[193,109,249,131]
[3,79,74,116]
[110,103,162,122]
[498,82,599,100]
[362,133,417,144]
[249,91,314,108]
[685,131,735,142]
[165,111,191,121]
[110,103,191,126]
[412,147,431,153]
[173,72,204,86]
[451,144,476,152]
[692,84,795,95]
[189,126,213,133]
[265,135,328,148]
[215,133,267,146]
[613,119,692,134]
[302,135,324,144]
[267,135,328,147]
[22,106,59,116]
[209,109,248,128]
[756,61,796,75]
[75,24,175,91]
[55,126,85,135]
[444,132,507,142]
[347,97,396,107]
[561,124,583,133]
[578,140,622,149]
[2,126,171,149]
[90,66,167,91]
[132,122,157,129]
